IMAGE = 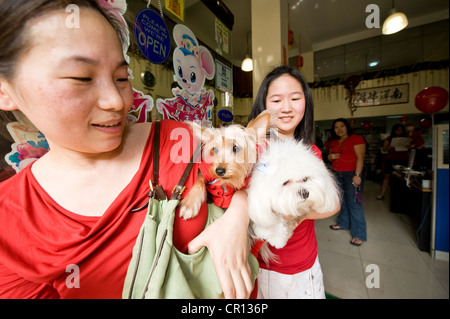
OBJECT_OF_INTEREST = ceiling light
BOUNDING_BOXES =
[369,61,379,67]
[241,32,253,72]
[241,55,253,72]
[382,8,408,35]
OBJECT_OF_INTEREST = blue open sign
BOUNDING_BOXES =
[218,109,234,122]
[134,9,171,64]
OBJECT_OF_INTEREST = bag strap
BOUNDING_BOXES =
[152,121,202,201]
[151,121,167,201]
[171,141,202,200]
[152,121,161,186]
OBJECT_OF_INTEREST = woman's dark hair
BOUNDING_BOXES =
[389,123,406,139]
[330,118,353,140]
[248,65,314,145]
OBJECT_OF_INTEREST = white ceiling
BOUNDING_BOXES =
[215,0,449,66]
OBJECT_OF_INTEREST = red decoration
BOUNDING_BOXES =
[419,117,432,129]
[415,86,449,114]
[344,75,362,90]
[297,56,303,68]
[400,116,408,123]
[361,120,373,132]
[349,118,356,126]
[288,30,294,46]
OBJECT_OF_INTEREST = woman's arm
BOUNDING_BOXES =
[187,190,252,299]
[352,143,366,186]
[382,139,391,153]
[286,203,340,227]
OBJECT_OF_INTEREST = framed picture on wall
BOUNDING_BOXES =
[354,83,409,107]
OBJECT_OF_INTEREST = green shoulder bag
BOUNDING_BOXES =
[122,122,258,299]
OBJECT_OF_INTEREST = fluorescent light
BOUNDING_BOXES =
[369,61,379,67]
[382,9,408,35]
[241,56,253,72]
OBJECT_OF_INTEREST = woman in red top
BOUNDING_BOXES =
[0,0,252,299]
[247,66,339,299]
[328,118,367,246]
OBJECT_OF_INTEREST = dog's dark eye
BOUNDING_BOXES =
[233,145,240,153]
[303,177,308,182]
[210,147,219,156]
[282,180,289,186]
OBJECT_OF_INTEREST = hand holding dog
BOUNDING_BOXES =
[187,190,253,299]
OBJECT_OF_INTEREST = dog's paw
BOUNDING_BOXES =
[269,237,289,249]
[179,197,202,220]
[266,226,291,249]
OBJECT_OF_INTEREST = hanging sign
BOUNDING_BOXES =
[215,60,233,93]
[134,8,171,64]
[218,109,234,122]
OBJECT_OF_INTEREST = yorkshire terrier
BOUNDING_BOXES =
[179,110,271,219]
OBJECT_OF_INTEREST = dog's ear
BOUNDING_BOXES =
[246,110,271,143]
[189,121,216,145]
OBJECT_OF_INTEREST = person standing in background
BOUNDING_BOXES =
[376,123,409,200]
[328,118,367,246]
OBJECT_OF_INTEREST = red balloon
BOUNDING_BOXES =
[400,116,408,123]
[419,117,432,129]
[415,86,449,114]
[361,120,373,132]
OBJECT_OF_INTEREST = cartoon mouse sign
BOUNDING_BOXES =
[156,24,215,125]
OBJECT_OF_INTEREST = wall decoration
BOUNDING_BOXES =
[344,74,362,116]
[5,112,49,173]
[127,89,154,124]
[165,0,184,22]
[354,83,409,107]
[215,18,229,55]
[156,24,215,125]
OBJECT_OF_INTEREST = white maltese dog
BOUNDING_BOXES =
[248,138,341,262]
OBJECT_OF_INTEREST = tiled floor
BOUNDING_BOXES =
[316,180,449,299]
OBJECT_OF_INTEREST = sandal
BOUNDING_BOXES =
[350,238,363,246]
[329,225,343,231]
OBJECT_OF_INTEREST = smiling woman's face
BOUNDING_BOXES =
[1,8,133,155]
[334,121,348,139]
[265,74,305,139]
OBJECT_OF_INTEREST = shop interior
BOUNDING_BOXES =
[0,0,448,299]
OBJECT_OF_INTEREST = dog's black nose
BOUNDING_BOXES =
[299,189,309,199]
[215,167,226,176]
